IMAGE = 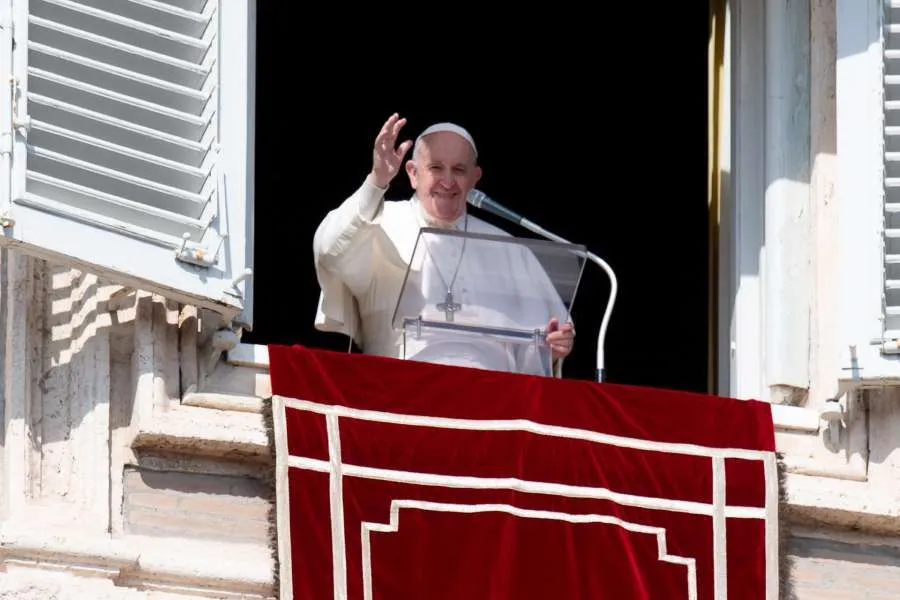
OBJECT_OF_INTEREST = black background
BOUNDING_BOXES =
[243,8,711,393]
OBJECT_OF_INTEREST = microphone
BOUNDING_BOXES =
[467,189,618,383]
[467,189,525,225]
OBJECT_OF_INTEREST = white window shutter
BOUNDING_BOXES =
[835,0,900,382]
[0,0,255,328]
[885,2,900,341]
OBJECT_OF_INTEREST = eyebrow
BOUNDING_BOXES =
[429,160,469,168]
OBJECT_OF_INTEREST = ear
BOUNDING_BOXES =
[473,165,482,186]
[405,160,418,188]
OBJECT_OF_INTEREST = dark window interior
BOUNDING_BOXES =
[244,8,711,393]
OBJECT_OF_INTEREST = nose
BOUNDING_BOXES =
[438,169,457,188]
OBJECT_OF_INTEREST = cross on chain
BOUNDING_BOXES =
[436,290,461,322]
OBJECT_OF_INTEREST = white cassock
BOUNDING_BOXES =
[313,176,570,376]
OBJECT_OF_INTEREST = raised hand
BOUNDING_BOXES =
[371,113,413,189]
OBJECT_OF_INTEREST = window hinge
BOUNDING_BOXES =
[9,77,29,135]
[13,114,30,132]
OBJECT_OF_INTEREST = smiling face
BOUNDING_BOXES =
[405,131,482,225]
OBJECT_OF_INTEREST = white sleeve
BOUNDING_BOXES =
[313,173,387,294]
[312,174,388,345]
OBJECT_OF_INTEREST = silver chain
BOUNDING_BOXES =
[421,211,469,296]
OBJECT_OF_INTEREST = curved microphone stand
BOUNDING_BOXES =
[467,190,618,382]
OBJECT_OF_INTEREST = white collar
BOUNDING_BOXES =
[411,195,467,231]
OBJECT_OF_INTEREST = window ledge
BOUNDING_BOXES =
[0,525,274,598]
[771,404,820,433]
[228,343,270,370]
[134,405,270,461]
[182,391,264,413]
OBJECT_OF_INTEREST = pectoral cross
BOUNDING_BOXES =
[437,290,461,322]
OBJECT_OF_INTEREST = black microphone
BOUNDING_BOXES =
[465,188,619,383]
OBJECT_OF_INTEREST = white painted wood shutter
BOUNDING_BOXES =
[0,0,255,327]
[832,0,900,381]
[885,1,900,342]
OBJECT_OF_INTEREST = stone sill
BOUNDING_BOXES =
[785,472,900,536]
[0,525,274,599]
[228,343,270,370]
[133,404,270,461]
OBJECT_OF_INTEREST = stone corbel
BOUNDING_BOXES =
[179,318,270,415]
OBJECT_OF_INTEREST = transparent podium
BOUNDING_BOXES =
[391,227,587,377]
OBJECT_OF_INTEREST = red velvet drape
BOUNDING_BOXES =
[270,345,777,600]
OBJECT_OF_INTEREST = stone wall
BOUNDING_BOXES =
[0,251,274,599]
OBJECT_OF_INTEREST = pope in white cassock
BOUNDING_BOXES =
[312,114,576,376]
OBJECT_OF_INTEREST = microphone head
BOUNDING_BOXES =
[467,188,487,208]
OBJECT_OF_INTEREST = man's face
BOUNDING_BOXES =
[406,132,482,224]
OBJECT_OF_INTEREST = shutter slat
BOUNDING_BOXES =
[31,119,209,189]
[30,16,212,87]
[36,0,211,49]
[126,0,215,22]
[153,0,211,13]
[23,179,206,236]
[18,190,203,245]
[30,41,211,107]
[23,174,205,238]
[28,145,209,212]
[28,93,210,165]
[86,0,214,36]
[29,68,209,132]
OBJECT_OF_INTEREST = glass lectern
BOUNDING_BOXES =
[391,227,586,377]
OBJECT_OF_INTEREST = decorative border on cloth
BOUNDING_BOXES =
[261,395,281,600]
[263,394,793,600]
[360,500,699,600]
[777,451,795,600]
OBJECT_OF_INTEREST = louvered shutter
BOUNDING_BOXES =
[0,0,255,327]
[886,2,900,342]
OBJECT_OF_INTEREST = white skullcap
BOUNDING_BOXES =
[416,122,477,157]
